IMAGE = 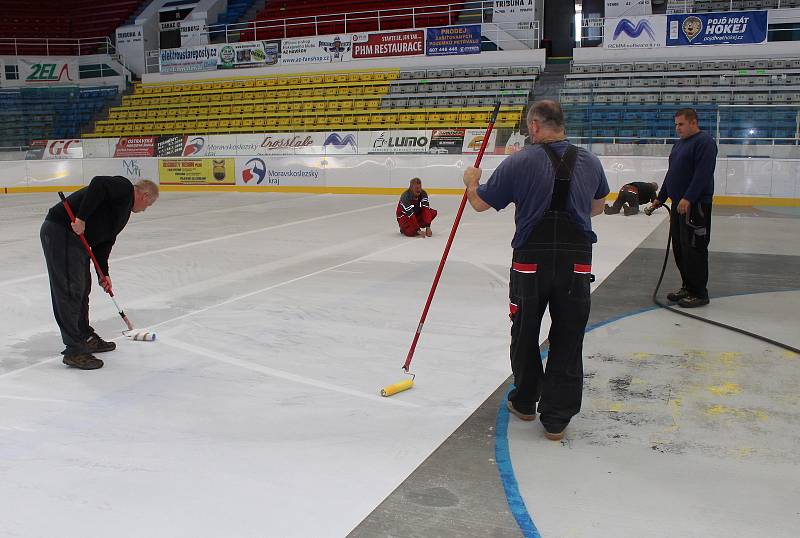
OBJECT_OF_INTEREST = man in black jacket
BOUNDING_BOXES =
[651,108,717,308]
[40,177,159,370]
[604,181,659,216]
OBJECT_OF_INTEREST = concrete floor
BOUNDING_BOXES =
[0,192,797,537]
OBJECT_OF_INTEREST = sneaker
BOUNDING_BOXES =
[87,333,116,353]
[63,353,104,370]
[678,295,710,308]
[506,400,536,421]
[603,204,620,215]
[666,288,689,302]
[623,206,639,216]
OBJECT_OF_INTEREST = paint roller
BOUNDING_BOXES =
[58,192,155,342]
[380,101,502,397]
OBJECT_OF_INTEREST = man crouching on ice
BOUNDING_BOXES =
[396,177,437,237]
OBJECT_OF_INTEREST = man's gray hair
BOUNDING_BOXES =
[526,100,566,131]
[134,179,159,199]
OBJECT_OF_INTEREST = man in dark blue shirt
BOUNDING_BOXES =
[651,108,717,307]
[463,100,609,441]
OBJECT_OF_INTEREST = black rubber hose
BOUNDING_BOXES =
[651,204,800,355]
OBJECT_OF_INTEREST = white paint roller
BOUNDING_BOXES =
[124,330,157,342]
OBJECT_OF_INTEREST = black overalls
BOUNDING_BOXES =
[507,143,593,433]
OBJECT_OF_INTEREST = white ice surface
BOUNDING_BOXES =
[0,193,663,537]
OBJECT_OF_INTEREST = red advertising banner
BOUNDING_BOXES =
[114,136,157,157]
[352,30,425,59]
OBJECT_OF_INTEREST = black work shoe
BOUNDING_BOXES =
[623,206,639,216]
[678,295,710,308]
[603,204,619,215]
[87,333,116,353]
[63,353,104,370]
[507,400,536,421]
[666,288,689,302]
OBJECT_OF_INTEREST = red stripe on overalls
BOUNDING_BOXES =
[511,262,538,273]
[509,302,518,320]
[574,264,592,273]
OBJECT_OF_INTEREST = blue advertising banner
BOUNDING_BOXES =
[426,25,481,56]
[667,11,767,46]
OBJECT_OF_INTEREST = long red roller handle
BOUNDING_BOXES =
[58,191,134,331]
[402,101,502,371]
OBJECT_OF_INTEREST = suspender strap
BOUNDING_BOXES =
[541,143,579,211]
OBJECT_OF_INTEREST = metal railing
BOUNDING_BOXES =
[666,0,798,13]
[201,1,538,48]
[0,37,116,57]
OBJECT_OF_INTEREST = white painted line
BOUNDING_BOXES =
[160,337,420,408]
[0,239,413,380]
[0,394,73,403]
[0,201,395,287]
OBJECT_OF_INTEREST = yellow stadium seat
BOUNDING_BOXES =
[275,90,288,99]
[243,104,255,114]
[360,72,374,82]
[286,76,300,86]
[218,104,232,115]
[364,99,380,109]
[254,79,267,88]
[323,74,335,83]
[242,118,255,128]
[339,100,353,111]
[221,81,234,89]
[288,102,303,113]
[300,76,312,85]
[356,114,371,127]
[265,118,278,128]
[413,113,426,126]
[311,75,323,84]
[312,101,326,113]
[322,87,336,97]
[265,103,277,113]
[341,115,355,128]
[254,118,266,128]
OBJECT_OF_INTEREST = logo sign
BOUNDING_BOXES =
[241,157,268,184]
[156,135,186,157]
[43,139,82,159]
[19,58,78,84]
[322,132,358,154]
[429,129,465,154]
[159,158,235,185]
[159,45,219,74]
[114,136,156,157]
[368,131,431,154]
[25,139,48,160]
[122,159,143,178]
[280,35,353,65]
[604,15,666,49]
[352,31,424,59]
[258,134,315,154]
[426,25,481,56]
[667,11,767,46]
[182,136,207,156]
[319,36,351,62]
[462,129,497,154]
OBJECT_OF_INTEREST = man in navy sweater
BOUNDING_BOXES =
[651,108,717,308]
[41,177,159,370]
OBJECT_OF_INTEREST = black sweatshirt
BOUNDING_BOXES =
[658,131,717,204]
[45,176,134,276]
[623,182,658,203]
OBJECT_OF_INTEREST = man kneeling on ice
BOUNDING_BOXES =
[396,177,437,237]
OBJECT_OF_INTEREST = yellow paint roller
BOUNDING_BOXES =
[380,374,414,397]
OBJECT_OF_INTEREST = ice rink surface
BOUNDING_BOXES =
[0,191,663,537]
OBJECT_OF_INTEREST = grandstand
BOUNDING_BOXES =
[562,57,800,143]
[86,65,535,137]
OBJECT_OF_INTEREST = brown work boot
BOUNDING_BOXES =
[507,400,536,421]
[425,227,432,237]
[87,333,116,353]
[544,429,565,441]
[63,353,104,370]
